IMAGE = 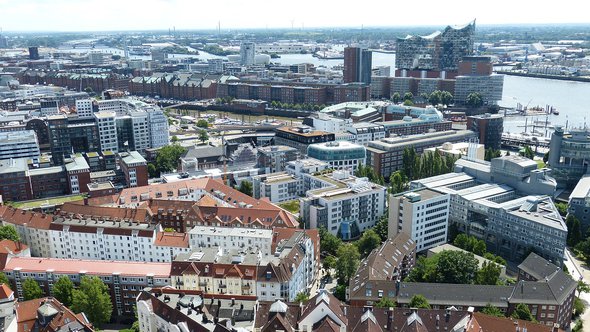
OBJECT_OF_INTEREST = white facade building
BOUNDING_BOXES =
[95,111,119,152]
[389,189,451,252]
[75,98,94,118]
[240,42,256,66]
[147,107,169,148]
[188,226,273,255]
[130,111,151,152]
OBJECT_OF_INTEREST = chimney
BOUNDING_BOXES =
[387,307,394,331]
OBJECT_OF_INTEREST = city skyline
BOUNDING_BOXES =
[0,0,588,32]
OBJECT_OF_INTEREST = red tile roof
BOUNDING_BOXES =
[0,208,52,230]
[0,283,13,300]
[4,257,171,278]
[154,232,189,248]
[16,297,93,332]
[58,202,153,223]
[0,239,28,255]
[470,312,564,332]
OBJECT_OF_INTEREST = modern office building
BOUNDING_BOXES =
[75,98,95,119]
[344,47,372,84]
[300,170,387,239]
[389,189,451,252]
[396,20,475,72]
[569,175,590,228]
[376,108,452,137]
[307,141,366,171]
[252,172,300,203]
[46,115,100,165]
[366,130,477,179]
[118,151,148,188]
[274,126,335,155]
[240,42,256,66]
[411,155,565,266]
[455,57,505,106]
[548,126,590,188]
[95,111,119,152]
[28,47,39,60]
[0,130,40,162]
[466,113,504,149]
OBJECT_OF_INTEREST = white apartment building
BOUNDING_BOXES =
[146,107,169,148]
[388,189,451,252]
[0,209,190,263]
[300,171,387,240]
[130,111,151,151]
[95,111,119,152]
[347,122,386,146]
[75,98,94,118]
[188,226,273,255]
[0,130,40,162]
[252,172,300,203]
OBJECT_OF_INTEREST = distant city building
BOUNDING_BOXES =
[466,113,504,149]
[207,58,224,73]
[455,56,505,105]
[548,126,590,188]
[240,42,256,66]
[376,107,451,137]
[396,20,475,72]
[28,47,39,60]
[344,47,372,84]
[389,189,451,252]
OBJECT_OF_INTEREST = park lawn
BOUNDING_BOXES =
[279,200,300,214]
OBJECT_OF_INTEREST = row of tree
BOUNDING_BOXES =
[406,250,503,285]
[453,234,507,266]
[401,147,459,183]
[269,101,327,112]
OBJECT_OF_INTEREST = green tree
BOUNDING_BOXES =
[53,276,74,307]
[318,227,343,257]
[453,234,470,250]
[511,303,535,322]
[333,284,347,301]
[375,297,396,308]
[22,278,43,301]
[147,163,158,178]
[543,151,550,164]
[481,303,504,317]
[440,91,453,106]
[403,92,414,102]
[198,129,209,143]
[409,294,431,309]
[356,229,382,257]
[391,92,401,104]
[83,86,94,95]
[554,202,567,217]
[472,240,487,256]
[0,225,19,241]
[0,272,10,289]
[294,292,309,303]
[578,280,590,297]
[435,250,479,284]
[475,262,502,285]
[373,215,389,242]
[567,215,583,246]
[574,297,586,318]
[154,144,187,174]
[170,135,179,144]
[390,171,408,194]
[323,255,337,275]
[238,180,253,197]
[335,244,360,284]
[72,276,113,328]
[519,145,535,160]
[484,148,501,161]
[406,255,438,283]
[196,119,209,128]
[428,90,441,105]
[466,92,483,108]
[403,99,415,106]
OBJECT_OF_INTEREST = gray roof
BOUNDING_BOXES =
[397,282,513,307]
[182,145,224,160]
[518,252,560,281]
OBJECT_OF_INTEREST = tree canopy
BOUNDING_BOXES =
[409,294,431,309]
[0,273,10,289]
[22,278,43,301]
[319,227,343,257]
[153,144,187,176]
[238,180,253,197]
[72,276,113,328]
[406,250,480,284]
[335,244,360,284]
[355,229,382,257]
[0,225,19,242]
[481,303,504,317]
[511,303,536,322]
[375,297,397,308]
[475,262,502,285]
[53,276,74,307]
[466,92,483,108]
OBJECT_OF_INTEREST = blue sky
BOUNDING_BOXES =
[0,0,587,32]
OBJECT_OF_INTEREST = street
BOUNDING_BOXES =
[564,249,590,329]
